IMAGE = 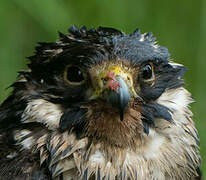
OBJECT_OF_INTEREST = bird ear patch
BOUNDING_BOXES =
[169,62,187,77]
[59,108,87,133]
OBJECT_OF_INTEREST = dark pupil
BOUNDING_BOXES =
[67,66,84,82]
[142,64,152,79]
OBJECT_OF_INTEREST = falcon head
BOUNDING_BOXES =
[0,26,201,179]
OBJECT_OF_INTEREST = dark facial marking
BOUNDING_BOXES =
[59,108,87,133]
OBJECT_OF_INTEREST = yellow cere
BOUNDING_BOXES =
[108,65,122,75]
[90,64,138,100]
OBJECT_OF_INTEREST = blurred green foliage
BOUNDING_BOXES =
[0,0,205,176]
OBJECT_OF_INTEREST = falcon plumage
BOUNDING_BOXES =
[0,26,201,180]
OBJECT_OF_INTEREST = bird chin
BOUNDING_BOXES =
[85,103,143,148]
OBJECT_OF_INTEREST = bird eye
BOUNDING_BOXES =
[140,63,154,81]
[64,65,86,85]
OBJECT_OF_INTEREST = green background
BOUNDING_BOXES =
[0,0,205,176]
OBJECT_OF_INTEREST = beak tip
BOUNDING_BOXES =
[120,111,124,121]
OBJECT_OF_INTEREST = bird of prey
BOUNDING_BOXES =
[0,26,201,180]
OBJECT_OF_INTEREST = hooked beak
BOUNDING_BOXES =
[89,65,139,121]
[107,77,130,121]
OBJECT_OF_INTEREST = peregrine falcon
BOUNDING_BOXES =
[0,26,202,180]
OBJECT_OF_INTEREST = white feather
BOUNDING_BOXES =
[22,99,63,130]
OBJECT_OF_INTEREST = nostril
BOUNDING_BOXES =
[106,70,121,92]
[101,77,108,84]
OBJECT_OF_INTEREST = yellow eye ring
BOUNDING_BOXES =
[64,65,86,85]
